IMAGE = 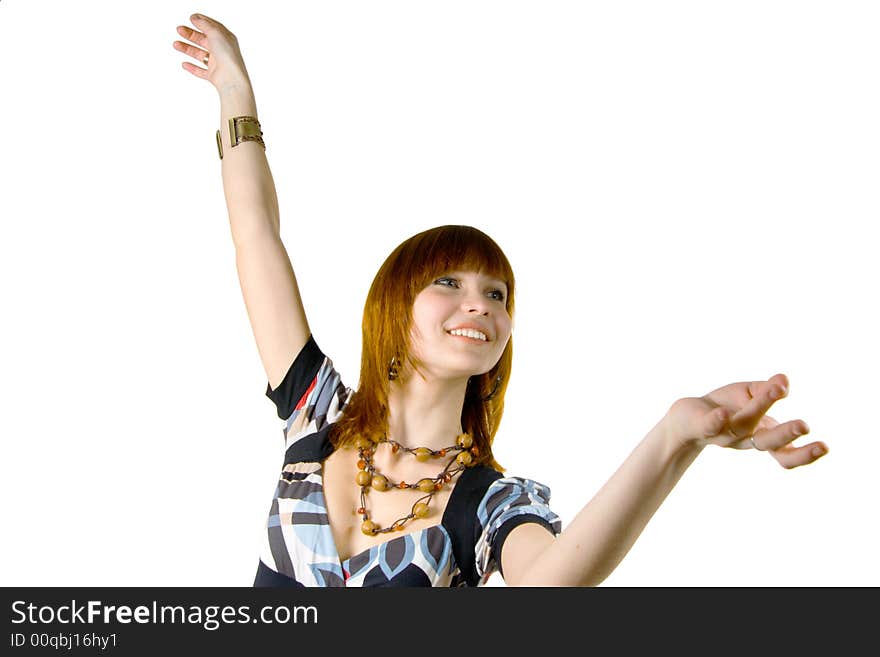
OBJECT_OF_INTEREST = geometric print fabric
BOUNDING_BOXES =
[254,334,561,587]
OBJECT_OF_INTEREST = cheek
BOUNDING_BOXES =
[407,302,441,349]
[414,292,453,323]
[497,316,513,340]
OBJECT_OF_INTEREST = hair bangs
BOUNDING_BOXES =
[403,225,515,314]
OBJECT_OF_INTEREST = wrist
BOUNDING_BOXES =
[657,411,708,458]
[219,83,257,113]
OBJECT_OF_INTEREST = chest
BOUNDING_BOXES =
[321,447,456,563]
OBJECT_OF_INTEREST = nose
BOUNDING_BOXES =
[461,291,491,315]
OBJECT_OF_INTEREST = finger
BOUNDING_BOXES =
[181,60,208,80]
[769,441,829,470]
[750,419,809,451]
[702,406,732,438]
[176,24,207,48]
[729,377,788,436]
[173,39,209,63]
[757,414,779,432]
[733,415,778,441]
[725,414,782,450]
[192,13,226,32]
[746,373,789,401]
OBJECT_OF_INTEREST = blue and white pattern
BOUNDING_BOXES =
[474,478,563,579]
[254,334,562,587]
[280,354,352,449]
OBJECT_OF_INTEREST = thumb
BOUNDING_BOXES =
[703,406,730,438]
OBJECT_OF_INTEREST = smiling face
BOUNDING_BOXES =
[406,270,513,381]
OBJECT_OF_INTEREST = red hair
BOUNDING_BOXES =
[328,225,515,472]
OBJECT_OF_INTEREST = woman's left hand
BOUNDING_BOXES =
[664,373,828,469]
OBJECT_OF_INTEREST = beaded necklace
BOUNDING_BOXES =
[355,433,478,536]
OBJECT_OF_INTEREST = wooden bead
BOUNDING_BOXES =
[470,446,480,456]
[371,474,389,491]
[391,444,399,453]
[456,451,473,466]
[356,471,372,486]
[414,447,433,462]
[438,449,447,456]
[417,478,436,493]
[398,481,408,489]
[413,502,430,518]
[361,520,377,536]
[456,433,473,449]
[356,507,365,515]
[357,459,366,470]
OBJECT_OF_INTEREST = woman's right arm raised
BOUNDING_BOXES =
[175,14,310,391]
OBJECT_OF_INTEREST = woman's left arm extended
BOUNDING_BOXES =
[501,373,830,587]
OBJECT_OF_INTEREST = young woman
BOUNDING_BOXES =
[174,14,828,587]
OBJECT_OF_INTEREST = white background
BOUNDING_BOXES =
[2,1,877,587]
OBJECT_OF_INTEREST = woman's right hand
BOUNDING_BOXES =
[173,14,254,94]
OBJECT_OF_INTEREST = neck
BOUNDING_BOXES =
[386,372,468,451]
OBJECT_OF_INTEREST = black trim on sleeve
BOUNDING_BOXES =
[491,514,557,579]
[265,334,324,420]
[283,424,337,465]
[442,465,504,587]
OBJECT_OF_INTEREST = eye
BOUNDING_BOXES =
[436,277,505,302]
[434,277,458,288]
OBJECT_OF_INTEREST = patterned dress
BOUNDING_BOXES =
[253,334,562,587]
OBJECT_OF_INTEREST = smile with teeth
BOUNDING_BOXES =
[448,328,488,342]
